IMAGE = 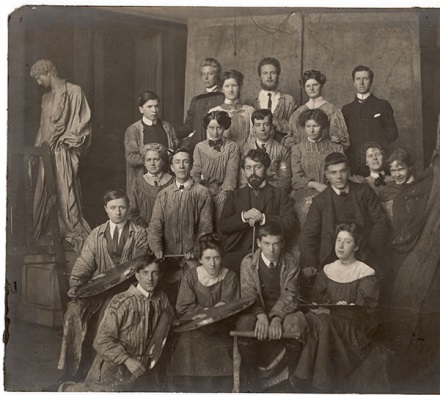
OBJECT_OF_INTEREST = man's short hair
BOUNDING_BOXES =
[298,108,329,130]
[30,59,58,79]
[324,152,349,171]
[135,254,162,273]
[219,69,244,87]
[241,149,271,170]
[351,65,374,82]
[386,148,414,169]
[138,90,160,107]
[360,142,385,167]
[257,57,281,76]
[301,69,326,87]
[200,58,222,75]
[251,109,273,125]
[203,111,232,131]
[103,188,129,206]
[257,221,284,241]
[171,147,193,166]
[140,143,170,169]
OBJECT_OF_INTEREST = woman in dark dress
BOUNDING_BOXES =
[167,233,239,392]
[293,222,380,392]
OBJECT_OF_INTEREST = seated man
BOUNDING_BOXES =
[57,189,148,381]
[236,222,305,391]
[300,152,388,277]
[59,256,172,392]
[218,149,296,273]
[240,109,292,192]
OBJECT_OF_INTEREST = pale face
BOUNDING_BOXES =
[389,160,411,185]
[135,262,161,293]
[335,230,358,261]
[171,152,192,183]
[104,197,128,225]
[260,64,279,91]
[365,147,384,172]
[244,157,267,188]
[304,119,323,141]
[199,248,222,277]
[222,78,240,101]
[206,119,226,141]
[253,116,272,143]
[144,150,164,175]
[139,99,160,122]
[36,74,51,88]
[304,78,322,100]
[325,162,349,190]
[353,71,372,95]
[257,234,284,263]
[200,66,217,89]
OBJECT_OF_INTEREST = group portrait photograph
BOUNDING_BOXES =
[3,3,440,393]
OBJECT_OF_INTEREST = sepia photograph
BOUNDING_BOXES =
[4,4,440,392]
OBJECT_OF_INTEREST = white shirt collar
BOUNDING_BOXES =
[248,179,267,190]
[256,138,272,147]
[258,90,281,110]
[261,251,278,268]
[331,185,350,195]
[175,178,192,190]
[307,137,323,143]
[142,116,156,126]
[109,220,127,237]
[224,98,239,106]
[369,170,385,179]
[356,92,371,100]
[206,85,219,93]
[136,283,152,298]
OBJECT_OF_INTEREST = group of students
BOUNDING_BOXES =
[48,55,440,392]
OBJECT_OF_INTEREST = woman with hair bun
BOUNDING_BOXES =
[191,111,240,220]
[209,69,255,149]
[167,233,238,392]
[285,70,349,150]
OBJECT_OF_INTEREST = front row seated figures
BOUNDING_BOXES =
[59,256,172,392]
[236,222,305,391]
[58,189,148,381]
[191,111,240,220]
[292,222,381,392]
[167,233,239,392]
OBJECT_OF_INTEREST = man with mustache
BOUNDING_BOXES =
[218,149,296,273]
[251,58,297,143]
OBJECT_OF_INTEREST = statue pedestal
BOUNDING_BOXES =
[19,249,77,327]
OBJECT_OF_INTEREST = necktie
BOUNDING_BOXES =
[113,226,119,255]
[154,180,159,186]
[339,191,348,197]
[374,173,387,187]
[179,184,184,190]
[209,139,223,152]
[269,262,275,269]
[267,93,272,110]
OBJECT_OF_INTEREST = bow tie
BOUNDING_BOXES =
[374,173,387,187]
[209,139,223,151]
[339,191,348,197]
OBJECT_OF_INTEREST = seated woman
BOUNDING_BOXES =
[209,69,255,150]
[191,111,240,220]
[124,90,179,192]
[127,143,174,228]
[290,108,343,227]
[285,69,349,149]
[378,148,415,223]
[351,142,393,195]
[167,233,239,392]
[293,222,381,392]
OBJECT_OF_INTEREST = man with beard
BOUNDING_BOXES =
[218,149,296,273]
[251,58,297,143]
